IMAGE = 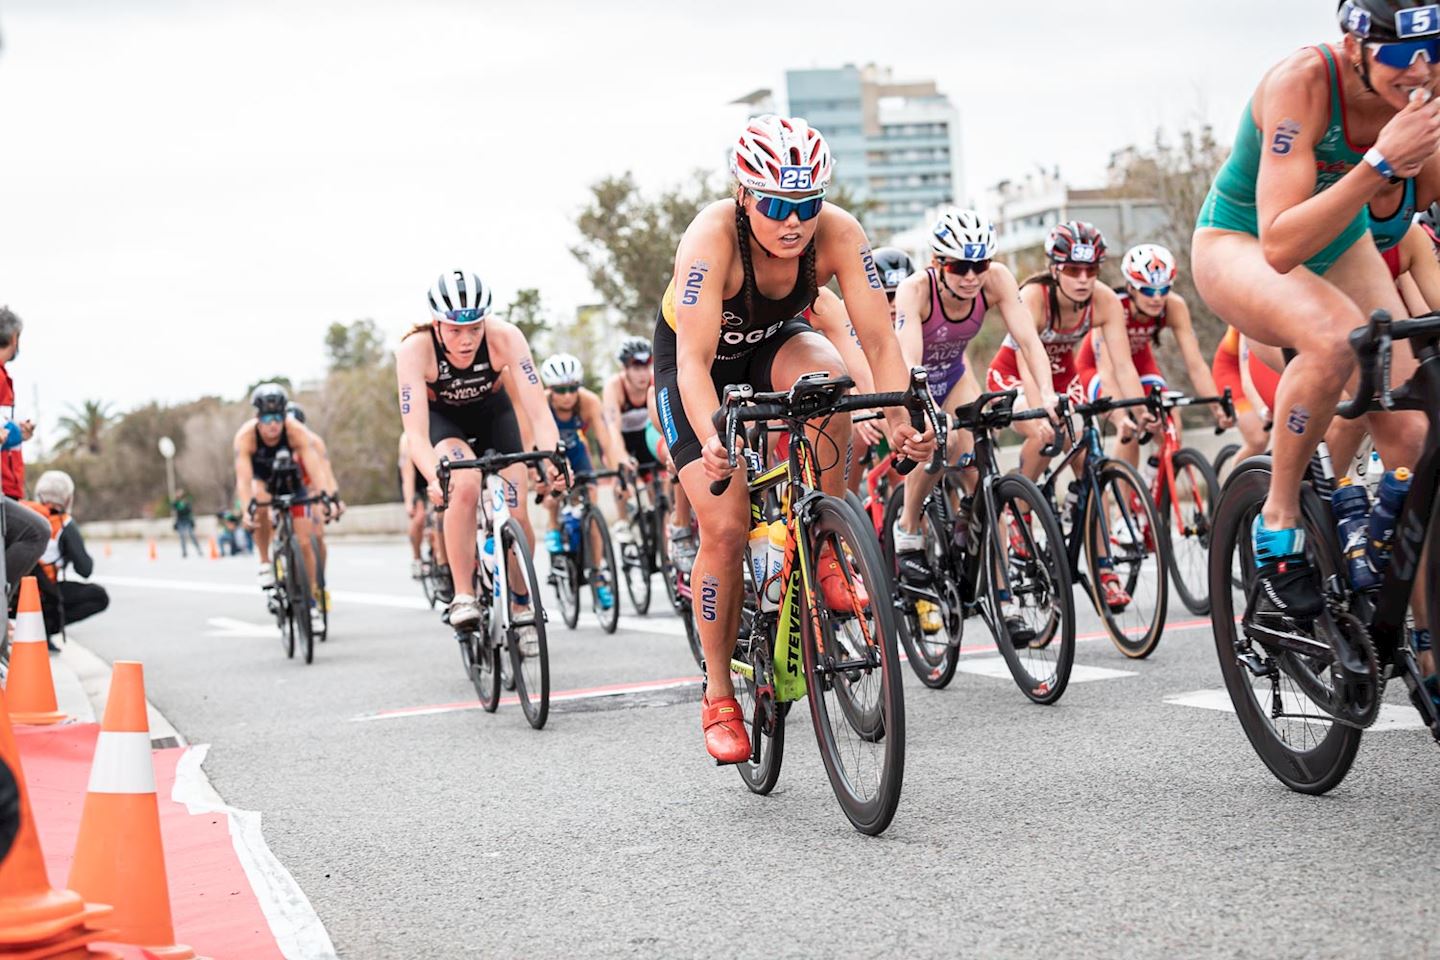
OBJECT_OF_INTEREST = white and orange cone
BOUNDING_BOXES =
[66,662,202,960]
[5,576,66,726]
[0,678,118,958]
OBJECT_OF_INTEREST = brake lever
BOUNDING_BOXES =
[710,394,742,496]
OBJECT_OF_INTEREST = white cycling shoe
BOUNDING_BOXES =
[258,563,276,589]
[448,594,481,630]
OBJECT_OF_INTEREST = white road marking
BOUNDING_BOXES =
[956,657,1136,683]
[1165,688,1430,732]
[205,617,281,638]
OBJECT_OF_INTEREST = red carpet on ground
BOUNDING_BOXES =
[17,722,284,959]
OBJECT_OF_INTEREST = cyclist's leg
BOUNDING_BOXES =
[407,497,425,560]
[766,327,851,499]
[900,370,977,538]
[435,435,481,599]
[676,458,750,695]
[252,480,274,564]
[294,510,317,587]
[430,506,449,566]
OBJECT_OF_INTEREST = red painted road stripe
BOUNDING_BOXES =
[354,618,1219,723]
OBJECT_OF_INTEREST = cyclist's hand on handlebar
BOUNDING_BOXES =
[890,420,934,465]
[852,414,883,448]
[1111,411,1139,442]
[1213,403,1235,430]
[701,434,739,485]
[427,484,446,508]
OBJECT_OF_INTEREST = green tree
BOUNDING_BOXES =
[324,319,385,371]
[503,289,550,356]
[54,399,114,455]
[571,170,721,332]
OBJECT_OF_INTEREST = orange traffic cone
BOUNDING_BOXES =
[5,577,66,726]
[206,536,218,560]
[67,663,201,959]
[0,679,118,958]
[147,540,157,562]
[104,541,113,559]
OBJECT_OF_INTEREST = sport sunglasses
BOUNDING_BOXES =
[259,412,285,424]
[1370,38,1440,69]
[748,189,825,222]
[441,306,486,324]
[1133,283,1171,298]
[1059,263,1100,278]
[551,385,579,395]
[940,258,990,276]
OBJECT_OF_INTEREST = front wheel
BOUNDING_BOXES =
[1159,447,1220,616]
[550,549,580,630]
[287,540,315,665]
[800,495,905,836]
[986,475,1074,704]
[1212,442,1240,480]
[583,508,620,634]
[1084,460,1168,659]
[620,511,653,615]
[503,518,550,730]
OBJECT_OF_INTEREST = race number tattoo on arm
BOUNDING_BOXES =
[847,322,861,344]
[1271,119,1301,156]
[519,357,539,385]
[895,308,907,331]
[680,259,711,306]
[400,383,413,415]
[860,244,883,290]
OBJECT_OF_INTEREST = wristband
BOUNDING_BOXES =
[1364,146,1396,180]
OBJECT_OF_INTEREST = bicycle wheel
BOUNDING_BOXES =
[420,539,438,608]
[621,511,652,615]
[1084,460,1168,659]
[287,540,315,665]
[880,484,904,573]
[583,508,620,634]
[1159,447,1220,616]
[731,621,785,795]
[1208,458,1362,793]
[799,494,905,836]
[550,550,580,629]
[470,632,502,713]
[311,535,329,642]
[898,497,964,689]
[986,475,1074,704]
[503,519,550,729]
[1212,442,1240,480]
[273,554,295,659]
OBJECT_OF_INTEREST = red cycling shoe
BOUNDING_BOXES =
[702,695,751,764]
[1099,571,1132,612]
[818,544,869,611]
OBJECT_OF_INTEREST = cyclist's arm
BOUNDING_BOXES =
[1238,335,1271,423]
[991,264,1056,409]
[1165,295,1227,416]
[582,388,626,469]
[672,219,733,452]
[289,424,335,497]
[810,286,876,394]
[395,334,439,485]
[1094,287,1147,401]
[233,422,257,510]
[599,376,629,460]
[304,428,340,492]
[891,271,926,372]
[1255,54,1395,273]
[489,318,562,453]
[1399,223,1440,311]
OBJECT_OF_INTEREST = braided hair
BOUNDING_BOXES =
[734,196,819,317]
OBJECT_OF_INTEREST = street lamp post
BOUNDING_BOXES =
[158,436,176,506]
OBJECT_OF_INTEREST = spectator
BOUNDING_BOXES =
[23,470,108,648]
[0,306,29,499]
[216,510,245,556]
[171,487,202,558]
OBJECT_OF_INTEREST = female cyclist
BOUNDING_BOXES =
[657,114,934,763]
[395,269,564,630]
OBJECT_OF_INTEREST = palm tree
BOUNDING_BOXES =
[55,399,114,455]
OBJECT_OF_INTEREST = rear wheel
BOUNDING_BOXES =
[550,548,580,629]
[1213,442,1240,481]
[503,519,550,730]
[1208,457,1362,793]
[621,510,652,615]
[897,497,963,690]
[287,540,315,665]
[273,554,295,659]
[1159,447,1220,616]
[1084,460,1168,659]
[800,495,905,836]
[583,509,620,634]
[986,475,1074,704]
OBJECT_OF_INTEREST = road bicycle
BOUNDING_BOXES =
[548,469,621,635]
[437,448,567,730]
[1209,310,1440,793]
[416,499,453,609]
[253,452,330,665]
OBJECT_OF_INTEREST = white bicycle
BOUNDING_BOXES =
[437,448,568,730]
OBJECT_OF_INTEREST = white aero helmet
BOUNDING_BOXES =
[541,353,584,388]
[930,208,997,261]
[731,115,833,194]
[1121,244,1178,290]
[428,269,493,324]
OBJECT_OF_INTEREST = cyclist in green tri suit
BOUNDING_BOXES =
[1192,0,1439,622]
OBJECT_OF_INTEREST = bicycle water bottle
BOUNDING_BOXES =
[1331,479,1379,591]
[1143,453,1160,488]
[562,506,582,554]
[747,521,771,611]
[1363,448,1384,499]
[1061,481,1080,519]
[765,519,787,610]
[1366,467,1411,576]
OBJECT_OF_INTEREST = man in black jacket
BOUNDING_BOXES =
[24,471,108,644]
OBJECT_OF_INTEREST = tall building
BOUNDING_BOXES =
[784,64,964,240]
[984,169,1167,264]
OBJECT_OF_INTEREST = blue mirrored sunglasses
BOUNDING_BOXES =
[1370,38,1440,69]
[1135,284,1171,298]
[259,412,285,424]
[442,307,485,324]
[749,189,825,222]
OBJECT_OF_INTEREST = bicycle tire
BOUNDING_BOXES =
[1208,457,1362,794]
[288,539,315,665]
[1084,459,1168,659]
[274,554,295,659]
[1212,442,1240,480]
[310,535,329,642]
[732,627,785,795]
[898,497,963,689]
[503,518,550,730]
[471,632,502,713]
[551,549,580,629]
[1159,447,1220,616]
[621,512,652,615]
[584,509,620,634]
[799,494,905,836]
[987,474,1074,704]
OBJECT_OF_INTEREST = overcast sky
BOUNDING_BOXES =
[0,0,1336,446]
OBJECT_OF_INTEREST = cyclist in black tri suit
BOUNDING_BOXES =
[233,383,336,633]
[657,115,934,764]
[394,269,564,630]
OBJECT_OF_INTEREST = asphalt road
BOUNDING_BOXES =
[68,537,1439,959]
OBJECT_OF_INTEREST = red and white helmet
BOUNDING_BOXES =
[731,115,833,193]
[1121,244,1178,289]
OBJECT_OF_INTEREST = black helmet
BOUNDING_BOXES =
[616,336,652,366]
[1339,1,1440,43]
[871,247,915,292]
[251,382,289,416]
[1045,221,1107,266]
[285,401,306,424]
